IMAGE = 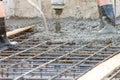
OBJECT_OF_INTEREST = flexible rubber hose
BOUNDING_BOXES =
[27,0,49,33]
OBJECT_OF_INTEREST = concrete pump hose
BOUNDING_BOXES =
[27,0,49,33]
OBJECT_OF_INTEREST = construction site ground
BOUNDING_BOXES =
[6,17,120,46]
[0,17,119,80]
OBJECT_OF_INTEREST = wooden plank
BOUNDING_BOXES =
[77,52,120,80]
[6,25,34,38]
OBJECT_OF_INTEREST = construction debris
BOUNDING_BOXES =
[7,25,34,38]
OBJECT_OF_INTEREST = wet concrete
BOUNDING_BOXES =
[53,9,63,33]
[55,21,61,33]
[6,17,120,46]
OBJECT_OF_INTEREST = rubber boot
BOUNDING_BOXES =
[99,16,117,33]
[99,19,105,29]
[98,6,105,29]
[99,24,117,33]
[0,18,18,49]
[98,4,117,34]
[0,1,18,49]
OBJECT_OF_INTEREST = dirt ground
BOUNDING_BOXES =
[6,17,120,46]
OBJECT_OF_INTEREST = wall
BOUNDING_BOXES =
[3,0,41,18]
[3,0,120,19]
[14,0,42,17]
[42,0,99,19]
[3,0,15,18]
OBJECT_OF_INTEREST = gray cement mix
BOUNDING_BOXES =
[6,17,120,46]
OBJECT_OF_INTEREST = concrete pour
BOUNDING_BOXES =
[6,17,120,46]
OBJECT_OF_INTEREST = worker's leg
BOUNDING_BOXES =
[98,4,117,33]
[0,17,13,48]
[102,4,115,25]
[0,1,18,49]
[98,6,105,29]
[0,17,6,42]
[0,1,9,47]
[99,16,116,33]
[0,0,6,40]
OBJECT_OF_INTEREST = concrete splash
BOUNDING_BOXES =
[6,17,120,46]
